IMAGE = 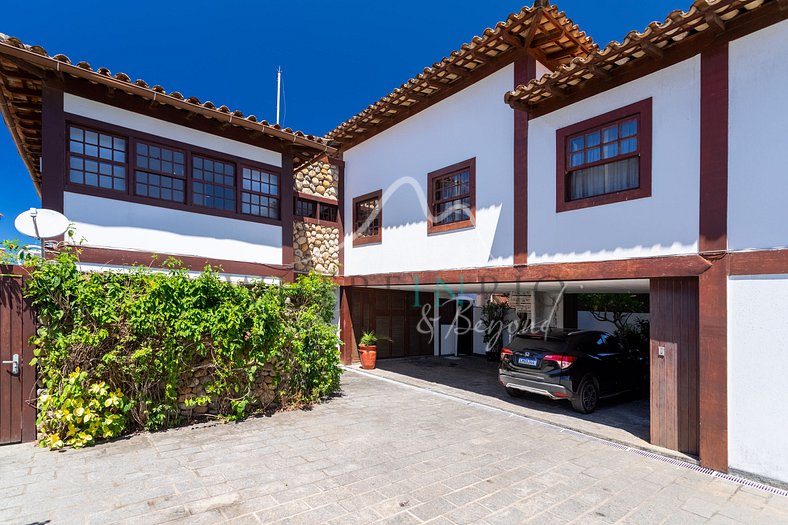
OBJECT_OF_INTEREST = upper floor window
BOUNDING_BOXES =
[294,194,338,225]
[427,158,476,234]
[241,167,279,219]
[353,190,382,246]
[192,156,235,211]
[135,142,186,203]
[65,117,284,225]
[68,125,126,191]
[556,98,652,212]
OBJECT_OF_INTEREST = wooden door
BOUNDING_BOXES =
[650,277,699,455]
[0,268,36,445]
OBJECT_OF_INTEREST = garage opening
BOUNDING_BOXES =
[344,278,699,459]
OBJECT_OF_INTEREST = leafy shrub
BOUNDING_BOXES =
[37,368,129,449]
[23,250,341,448]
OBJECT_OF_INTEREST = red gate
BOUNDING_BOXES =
[0,266,36,445]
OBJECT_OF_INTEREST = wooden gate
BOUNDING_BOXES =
[0,266,36,445]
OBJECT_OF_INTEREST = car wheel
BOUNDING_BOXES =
[505,387,524,398]
[571,376,599,414]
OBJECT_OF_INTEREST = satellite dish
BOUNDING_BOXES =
[14,208,70,239]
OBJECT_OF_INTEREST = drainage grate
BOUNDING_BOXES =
[571,428,788,498]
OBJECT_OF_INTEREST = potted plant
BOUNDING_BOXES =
[358,331,391,370]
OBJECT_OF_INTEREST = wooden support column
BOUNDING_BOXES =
[513,54,536,265]
[698,43,730,472]
[333,157,346,276]
[280,146,295,282]
[41,80,65,212]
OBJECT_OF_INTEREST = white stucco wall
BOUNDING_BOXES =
[64,94,282,167]
[728,274,788,484]
[527,57,701,264]
[728,19,788,252]
[60,94,285,265]
[342,65,515,275]
[65,192,282,264]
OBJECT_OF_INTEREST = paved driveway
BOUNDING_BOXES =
[1,371,787,524]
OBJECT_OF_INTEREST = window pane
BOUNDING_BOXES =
[586,147,601,163]
[602,143,618,159]
[620,137,638,154]
[67,125,127,192]
[620,119,638,137]
[586,131,600,147]
[602,126,618,143]
[568,157,639,201]
[570,152,584,168]
[569,136,584,152]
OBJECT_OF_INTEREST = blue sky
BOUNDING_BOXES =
[0,0,683,242]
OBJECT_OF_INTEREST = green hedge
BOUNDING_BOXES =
[24,251,342,448]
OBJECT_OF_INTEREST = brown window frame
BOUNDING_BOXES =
[427,157,476,234]
[64,113,283,226]
[133,139,188,204]
[293,192,339,226]
[352,189,383,246]
[556,98,652,213]
[67,124,128,192]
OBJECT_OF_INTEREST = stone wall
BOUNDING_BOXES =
[293,159,340,275]
[295,160,338,199]
[294,221,339,275]
[177,362,277,420]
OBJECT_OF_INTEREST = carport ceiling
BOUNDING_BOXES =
[369,279,650,294]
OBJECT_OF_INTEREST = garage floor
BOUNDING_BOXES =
[364,355,690,461]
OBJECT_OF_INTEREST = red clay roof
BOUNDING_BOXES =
[326,2,595,149]
[505,0,783,111]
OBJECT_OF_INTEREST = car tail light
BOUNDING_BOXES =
[543,354,577,369]
[500,347,513,361]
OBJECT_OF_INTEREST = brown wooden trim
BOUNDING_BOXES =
[280,148,294,275]
[352,189,383,247]
[427,157,476,235]
[699,43,729,253]
[523,3,788,118]
[555,98,652,213]
[63,112,285,227]
[75,246,292,278]
[42,80,65,212]
[335,158,346,276]
[514,54,536,265]
[698,257,728,471]
[730,249,788,275]
[337,254,711,287]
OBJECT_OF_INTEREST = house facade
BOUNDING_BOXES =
[1,0,787,486]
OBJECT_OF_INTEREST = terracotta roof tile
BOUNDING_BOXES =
[326,2,595,149]
[505,0,781,110]
[0,33,336,191]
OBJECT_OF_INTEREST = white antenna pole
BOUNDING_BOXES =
[276,66,282,125]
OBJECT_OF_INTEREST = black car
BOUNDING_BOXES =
[499,329,647,413]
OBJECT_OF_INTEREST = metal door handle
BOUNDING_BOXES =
[2,354,19,376]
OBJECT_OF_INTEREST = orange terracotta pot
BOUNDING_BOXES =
[359,345,377,370]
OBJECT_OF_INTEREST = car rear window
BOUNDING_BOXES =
[509,335,567,353]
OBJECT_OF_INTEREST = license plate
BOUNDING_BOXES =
[517,356,539,367]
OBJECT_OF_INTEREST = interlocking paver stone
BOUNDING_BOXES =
[0,370,787,524]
